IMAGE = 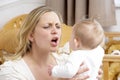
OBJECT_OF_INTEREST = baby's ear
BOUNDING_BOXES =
[74,38,81,48]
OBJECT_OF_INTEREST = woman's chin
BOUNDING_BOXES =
[50,47,58,52]
[50,48,58,52]
[50,49,57,52]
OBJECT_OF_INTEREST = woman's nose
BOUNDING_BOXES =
[51,27,57,34]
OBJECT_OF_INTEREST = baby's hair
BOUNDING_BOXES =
[73,18,104,49]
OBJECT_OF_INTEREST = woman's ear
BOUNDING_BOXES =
[28,32,34,42]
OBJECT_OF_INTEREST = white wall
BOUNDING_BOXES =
[0,0,45,28]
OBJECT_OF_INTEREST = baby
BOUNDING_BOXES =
[49,19,105,80]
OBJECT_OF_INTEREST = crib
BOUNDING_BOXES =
[103,32,120,80]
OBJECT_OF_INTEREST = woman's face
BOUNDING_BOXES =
[29,12,61,53]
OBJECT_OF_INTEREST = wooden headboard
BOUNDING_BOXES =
[103,32,120,80]
[3,14,27,29]
[0,14,27,64]
[0,14,27,53]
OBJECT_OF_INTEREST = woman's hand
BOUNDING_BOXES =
[69,64,103,80]
[96,65,103,80]
[48,64,54,76]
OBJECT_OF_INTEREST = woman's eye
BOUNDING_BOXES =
[43,26,50,29]
[56,25,61,29]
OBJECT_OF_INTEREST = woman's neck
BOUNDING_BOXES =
[23,51,52,66]
[22,52,57,80]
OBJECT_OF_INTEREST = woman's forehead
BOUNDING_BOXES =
[39,12,61,24]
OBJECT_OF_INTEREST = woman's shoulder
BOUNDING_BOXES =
[0,59,24,69]
[0,60,21,79]
[0,60,13,74]
[0,59,35,80]
[0,60,19,73]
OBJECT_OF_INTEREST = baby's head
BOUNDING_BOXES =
[69,19,104,50]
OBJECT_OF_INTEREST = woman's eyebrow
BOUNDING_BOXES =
[55,23,61,26]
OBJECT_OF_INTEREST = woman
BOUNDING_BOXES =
[0,6,101,80]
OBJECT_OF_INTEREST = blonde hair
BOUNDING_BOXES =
[73,19,104,49]
[13,6,62,59]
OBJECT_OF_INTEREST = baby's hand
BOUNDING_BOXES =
[48,64,54,76]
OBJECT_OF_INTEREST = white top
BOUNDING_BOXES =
[0,59,35,80]
[52,43,104,80]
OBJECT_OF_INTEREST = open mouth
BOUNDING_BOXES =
[51,37,59,46]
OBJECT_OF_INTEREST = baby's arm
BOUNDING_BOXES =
[52,52,85,78]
